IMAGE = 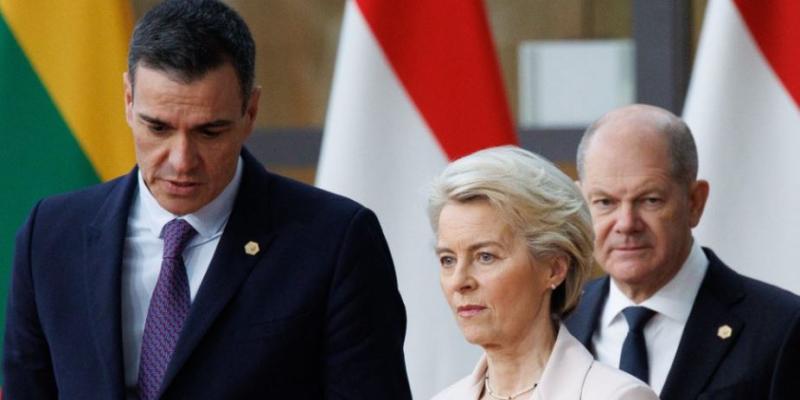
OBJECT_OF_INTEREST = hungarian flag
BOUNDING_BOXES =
[316,0,516,397]
[683,0,800,294]
[0,0,134,373]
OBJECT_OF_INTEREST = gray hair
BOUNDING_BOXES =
[576,104,699,186]
[428,145,594,318]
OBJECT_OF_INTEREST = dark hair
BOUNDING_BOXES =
[128,0,256,112]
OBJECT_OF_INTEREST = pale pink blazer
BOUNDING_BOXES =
[431,325,658,400]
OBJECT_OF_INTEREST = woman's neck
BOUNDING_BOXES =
[483,319,558,398]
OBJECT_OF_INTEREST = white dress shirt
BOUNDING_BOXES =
[592,241,708,395]
[121,157,243,390]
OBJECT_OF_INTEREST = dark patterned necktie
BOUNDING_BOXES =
[619,306,656,383]
[138,218,197,400]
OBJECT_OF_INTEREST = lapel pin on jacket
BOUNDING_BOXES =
[717,324,732,340]
[244,241,260,256]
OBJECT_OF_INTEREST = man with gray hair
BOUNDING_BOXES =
[566,104,800,399]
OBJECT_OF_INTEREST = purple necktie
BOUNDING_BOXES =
[138,219,197,400]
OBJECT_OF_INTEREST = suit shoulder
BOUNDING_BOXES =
[706,252,800,312]
[429,374,475,400]
[583,361,659,400]
[31,174,130,220]
[738,275,800,337]
[264,172,370,219]
[584,276,607,292]
[702,253,800,339]
[704,248,800,310]
[739,273,800,304]
[270,173,361,205]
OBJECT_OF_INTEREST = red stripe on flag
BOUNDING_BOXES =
[355,0,517,161]
[733,0,800,107]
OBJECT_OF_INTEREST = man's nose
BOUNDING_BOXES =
[614,203,642,233]
[169,133,198,174]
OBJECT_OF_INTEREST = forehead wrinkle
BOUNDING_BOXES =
[584,170,675,199]
[438,208,516,249]
[132,65,243,124]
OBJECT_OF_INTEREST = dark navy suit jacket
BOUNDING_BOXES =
[3,149,412,399]
[566,248,800,400]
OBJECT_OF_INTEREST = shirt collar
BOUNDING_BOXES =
[137,156,243,239]
[603,240,708,326]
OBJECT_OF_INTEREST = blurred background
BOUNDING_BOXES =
[129,0,709,182]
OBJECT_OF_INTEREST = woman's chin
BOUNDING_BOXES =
[459,327,493,346]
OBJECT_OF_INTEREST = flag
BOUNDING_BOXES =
[0,0,135,374]
[683,0,800,294]
[316,1,517,397]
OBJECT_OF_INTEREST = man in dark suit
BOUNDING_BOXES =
[2,0,412,398]
[566,104,800,399]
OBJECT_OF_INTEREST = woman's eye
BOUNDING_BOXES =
[477,252,495,264]
[439,255,456,267]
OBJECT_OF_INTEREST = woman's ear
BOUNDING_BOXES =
[549,255,569,289]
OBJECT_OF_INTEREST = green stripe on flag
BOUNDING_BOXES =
[0,13,100,377]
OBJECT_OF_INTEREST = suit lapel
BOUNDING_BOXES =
[160,151,276,393]
[84,170,138,398]
[565,277,609,350]
[660,249,744,400]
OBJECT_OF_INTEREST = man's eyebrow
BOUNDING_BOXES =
[137,113,234,129]
[586,188,612,197]
[138,113,168,126]
[198,119,235,129]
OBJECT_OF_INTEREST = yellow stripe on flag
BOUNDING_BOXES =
[0,0,135,181]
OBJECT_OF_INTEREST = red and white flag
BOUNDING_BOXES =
[684,0,800,294]
[316,1,517,396]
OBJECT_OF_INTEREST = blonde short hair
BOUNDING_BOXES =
[428,145,593,318]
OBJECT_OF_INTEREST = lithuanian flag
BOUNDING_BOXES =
[0,1,135,375]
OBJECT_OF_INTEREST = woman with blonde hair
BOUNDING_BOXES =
[429,146,656,399]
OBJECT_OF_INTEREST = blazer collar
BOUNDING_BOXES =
[84,168,140,399]
[660,247,745,400]
[159,149,277,394]
[533,324,596,400]
[451,325,597,400]
[565,277,609,349]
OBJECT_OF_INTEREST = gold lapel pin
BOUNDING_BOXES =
[717,324,732,340]
[244,241,260,256]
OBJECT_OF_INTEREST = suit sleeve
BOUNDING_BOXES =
[3,201,58,398]
[770,306,800,399]
[322,207,412,399]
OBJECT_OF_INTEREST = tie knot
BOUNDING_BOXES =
[162,219,197,259]
[622,306,655,332]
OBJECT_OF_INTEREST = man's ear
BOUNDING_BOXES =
[123,72,134,127]
[688,179,710,228]
[243,86,261,137]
